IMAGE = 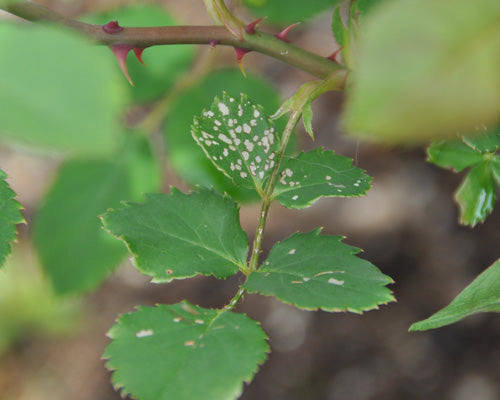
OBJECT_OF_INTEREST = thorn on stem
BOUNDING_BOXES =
[102,20,123,34]
[209,40,220,48]
[110,44,135,86]
[328,47,343,63]
[244,17,265,35]
[133,47,147,65]
[275,23,300,42]
[234,47,251,78]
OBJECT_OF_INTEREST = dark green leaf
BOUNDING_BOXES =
[427,139,485,172]
[410,259,500,331]
[104,302,269,400]
[343,0,500,143]
[166,69,287,202]
[33,136,160,294]
[101,188,248,282]
[244,230,394,313]
[0,23,127,156]
[192,92,279,192]
[274,148,371,209]
[455,162,496,227]
[0,170,24,268]
[83,4,194,103]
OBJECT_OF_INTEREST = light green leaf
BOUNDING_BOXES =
[33,135,160,294]
[83,4,194,103]
[104,302,269,400]
[165,69,287,203]
[343,0,500,143]
[455,162,496,227]
[427,139,485,172]
[0,170,24,268]
[244,230,394,313]
[491,157,500,185]
[462,126,500,153]
[101,188,248,282]
[243,0,342,23]
[331,5,347,47]
[0,23,127,156]
[274,148,371,209]
[410,259,500,331]
[192,93,279,193]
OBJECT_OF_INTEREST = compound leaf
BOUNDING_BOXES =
[455,162,496,226]
[274,148,371,209]
[427,139,485,172]
[410,258,500,331]
[343,0,500,143]
[101,188,248,282]
[244,230,394,313]
[192,93,279,193]
[104,302,269,400]
[33,136,160,294]
[461,126,500,153]
[0,170,24,268]
[0,23,126,156]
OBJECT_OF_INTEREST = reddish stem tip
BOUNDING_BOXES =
[244,17,265,35]
[275,22,300,42]
[102,20,123,34]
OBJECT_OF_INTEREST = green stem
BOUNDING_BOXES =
[3,1,344,79]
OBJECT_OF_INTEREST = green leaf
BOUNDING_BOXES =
[0,170,24,268]
[101,188,248,282]
[83,4,194,103]
[274,148,371,209]
[243,0,342,23]
[331,5,348,47]
[462,125,500,153]
[491,157,500,185]
[0,23,127,156]
[343,0,500,143]
[192,92,280,193]
[33,135,160,294]
[104,302,269,400]
[455,162,496,227]
[410,259,500,331]
[166,69,287,202]
[427,139,485,172]
[356,0,388,19]
[244,230,394,313]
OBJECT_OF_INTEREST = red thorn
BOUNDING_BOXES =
[209,40,220,48]
[133,47,147,65]
[328,47,343,63]
[244,17,265,35]
[234,47,251,77]
[110,44,134,86]
[275,22,300,42]
[102,20,123,34]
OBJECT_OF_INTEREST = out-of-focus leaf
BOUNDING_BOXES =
[33,135,160,294]
[274,148,371,209]
[410,258,500,331]
[83,4,194,102]
[0,169,24,268]
[101,188,248,282]
[244,230,394,313]
[243,0,342,23]
[104,302,269,400]
[165,69,287,202]
[0,23,127,155]
[343,0,500,143]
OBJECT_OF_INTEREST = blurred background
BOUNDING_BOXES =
[1,1,500,399]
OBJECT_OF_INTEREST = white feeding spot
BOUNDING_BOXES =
[325,176,332,181]
[242,151,250,161]
[244,140,254,152]
[234,137,241,145]
[250,119,257,126]
[214,119,222,126]
[173,317,182,323]
[136,329,154,338]
[218,102,230,116]
[238,104,243,116]
[184,340,195,347]
[288,248,296,255]
[328,278,345,285]
[292,195,299,200]
[223,148,229,157]
[285,168,293,177]
[217,133,232,144]
[303,277,310,282]
[259,171,265,179]
[235,125,242,133]
[254,109,260,118]
[240,171,248,178]
[354,183,360,187]
[195,319,204,325]
[243,123,251,133]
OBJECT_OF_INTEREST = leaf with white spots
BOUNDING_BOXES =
[273,149,371,209]
[0,169,24,268]
[192,93,280,192]
[104,302,269,400]
[243,230,394,313]
[101,188,248,282]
